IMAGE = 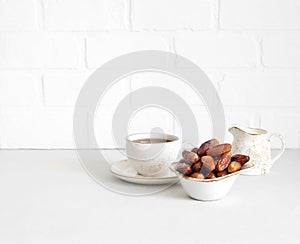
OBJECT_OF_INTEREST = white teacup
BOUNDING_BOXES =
[126,133,181,176]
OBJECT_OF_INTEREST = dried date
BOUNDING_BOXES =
[206,172,216,179]
[191,172,204,179]
[227,161,242,173]
[215,152,232,172]
[206,143,231,157]
[231,154,250,165]
[216,170,228,177]
[200,155,216,177]
[192,162,202,172]
[182,150,199,163]
[197,139,219,157]
[176,163,192,175]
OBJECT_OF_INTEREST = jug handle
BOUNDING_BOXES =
[269,133,286,164]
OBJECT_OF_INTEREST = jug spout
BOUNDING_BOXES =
[228,124,268,136]
[228,124,245,135]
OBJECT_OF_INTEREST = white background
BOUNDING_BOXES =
[0,0,300,149]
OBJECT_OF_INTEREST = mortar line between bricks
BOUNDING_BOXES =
[1,29,300,33]
[84,38,88,69]
[0,68,83,71]
[217,0,221,30]
[145,105,300,109]
[63,67,300,71]
[259,38,265,69]
[217,74,226,92]
[32,105,300,110]
[208,0,217,30]
[252,32,265,70]
[37,0,45,31]
[40,75,46,106]
[172,35,177,55]
[218,28,300,31]
[258,112,262,128]
[1,67,300,72]
[126,0,133,31]
[122,28,213,32]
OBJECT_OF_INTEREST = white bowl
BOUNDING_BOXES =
[170,162,254,201]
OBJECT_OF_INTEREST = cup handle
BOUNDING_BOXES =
[269,133,286,164]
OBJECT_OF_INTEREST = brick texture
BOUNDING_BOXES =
[86,32,170,68]
[0,72,41,106]
[43,0,125,31]
[174,32,257,68]
[0,1,299,149]
[220,0,300,29]
[132,0,212,30]
[0,0,38,31]
[262,32,300,68]
[0,33,81,69]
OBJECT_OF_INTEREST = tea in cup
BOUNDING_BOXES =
[126,133,181,176]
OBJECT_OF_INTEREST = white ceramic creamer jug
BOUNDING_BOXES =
[229,125,285,175]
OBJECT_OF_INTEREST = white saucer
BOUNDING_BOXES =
[110,160,178,185]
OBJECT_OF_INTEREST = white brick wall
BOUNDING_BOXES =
[131,0,212,30]
[43,71,131,107]
[86,32,170,68]
[43,72,91,107]
[261,108,300,149]
[95,106,176,148]
[219,71,300,107]
[0,33,82,69]
[220,0,300,30]
[43,0,126,31]
[0,72,41,106]
[0,108,88,149]
[0,0,38,31]
[174,31,257,68]
[263,32,300,67]
[0,0,299,149]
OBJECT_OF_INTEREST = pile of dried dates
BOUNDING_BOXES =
[176,139,250,179]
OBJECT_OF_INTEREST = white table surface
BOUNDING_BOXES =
[0,149,299,244]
